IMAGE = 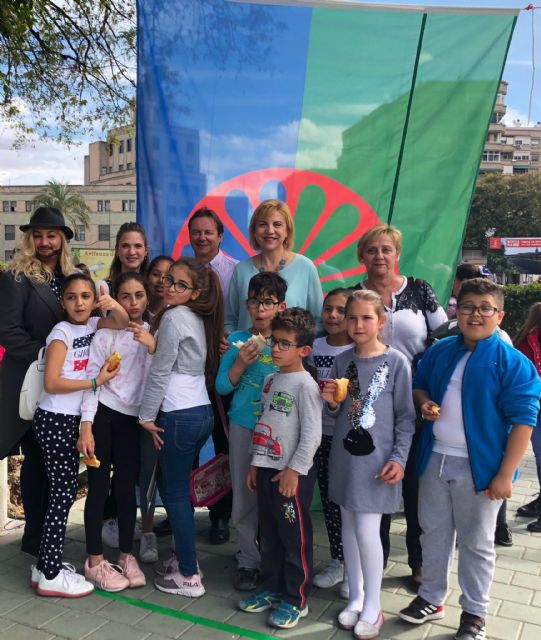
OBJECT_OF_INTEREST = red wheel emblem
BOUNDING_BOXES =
[172,168,382,287]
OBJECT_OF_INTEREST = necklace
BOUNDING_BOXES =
[257,254,287,273]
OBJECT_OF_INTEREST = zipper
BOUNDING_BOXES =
[460,349,478,490]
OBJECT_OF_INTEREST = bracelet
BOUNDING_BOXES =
[91,378,97,394]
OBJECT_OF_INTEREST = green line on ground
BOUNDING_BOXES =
[95,589,275,639]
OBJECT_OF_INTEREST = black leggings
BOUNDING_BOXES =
[84,403,140,555]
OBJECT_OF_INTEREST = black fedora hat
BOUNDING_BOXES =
[20,207,74,240]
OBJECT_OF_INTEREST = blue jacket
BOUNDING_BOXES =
[413,332,541,491]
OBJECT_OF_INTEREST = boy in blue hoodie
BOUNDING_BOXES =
[399,279,541,640]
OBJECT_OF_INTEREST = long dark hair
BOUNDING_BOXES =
[153,257,224,387]
[108,222,149,282]
[514,302,541,346]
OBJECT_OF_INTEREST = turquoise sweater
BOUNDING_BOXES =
[216,330,278,430]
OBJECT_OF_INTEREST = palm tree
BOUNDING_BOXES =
[33,180,91,239]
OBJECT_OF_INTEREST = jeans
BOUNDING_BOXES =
[158,405,214,576]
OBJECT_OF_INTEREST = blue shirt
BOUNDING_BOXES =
[216,329,278,430]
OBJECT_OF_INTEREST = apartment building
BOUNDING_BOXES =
[480,81,541,175]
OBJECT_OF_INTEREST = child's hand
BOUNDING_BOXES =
[487,473,513,500]
[139,420,164,450]
[376,460,404,485]
[322,381,338,408]
[219,335,230,356]
[77,422,95,458]
[128,322,157,354]
[96,360,120,386]
[236,341,260,367]
[246,465,257,492]
[94,284,119,314]
[420,401,440,421]
[272,467,299,497]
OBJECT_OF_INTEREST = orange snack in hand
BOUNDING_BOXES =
[333,378,349,403]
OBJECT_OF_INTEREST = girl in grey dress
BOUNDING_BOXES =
[323,290,415,640]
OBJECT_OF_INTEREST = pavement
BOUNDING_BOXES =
[0,448,540,640]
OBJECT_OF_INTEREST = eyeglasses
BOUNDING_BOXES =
[246,297,279,310]
[162,274,195,293]
[269,337,303,351]
[457,303,500,317]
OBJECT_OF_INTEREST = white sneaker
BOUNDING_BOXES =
[139,532,159,563]
[30,564,42,588]
[102,518,119,548]
[313,559,344,588]
[37,563,94,598]
[339,574,350,600]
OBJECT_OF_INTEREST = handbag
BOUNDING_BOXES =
[19,326,71,421]
[190,453,232,507]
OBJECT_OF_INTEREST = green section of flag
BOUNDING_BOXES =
[294,7,516,301]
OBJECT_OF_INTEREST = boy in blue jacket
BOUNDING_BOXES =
[399,279,541,640]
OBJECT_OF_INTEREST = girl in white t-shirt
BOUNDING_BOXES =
[79,272,155,592]
[307,288,354,597]
[32,273,128,598]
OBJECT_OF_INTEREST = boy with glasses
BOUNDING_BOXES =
[239,307,322,629]
[216,272,287,590]
[399,279,541,640]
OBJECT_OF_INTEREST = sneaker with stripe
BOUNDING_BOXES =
[268,600,309,629]
[238,589,281,613]
[399,595,444,624]
[454,612,486,640]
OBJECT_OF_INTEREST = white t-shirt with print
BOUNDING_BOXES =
[39,317,100,416]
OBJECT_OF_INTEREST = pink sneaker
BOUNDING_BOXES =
[154,553,179,577]
[118,553,146,588]
[84,558,130,592]
[154,570,205,597]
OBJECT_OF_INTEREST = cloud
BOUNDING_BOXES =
[0,119,88,185]
[501,106,532,126]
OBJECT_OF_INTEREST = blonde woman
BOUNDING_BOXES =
[0,207,75,558]
[225,199,323,333]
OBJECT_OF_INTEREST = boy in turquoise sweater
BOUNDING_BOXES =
[216,272,287,591]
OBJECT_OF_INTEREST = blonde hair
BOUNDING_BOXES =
[356,224,402,263]
[248,199,294,251]
[346,289,386,319]
[9,230,75,284]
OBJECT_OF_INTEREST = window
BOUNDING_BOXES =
[101,166,108,176]
[104,200,110,211]
[25,201,33,212]
[490,112,504,124]
[5,225,15,241]
[108,165,113,173]
[98,225,110,241]
[2,201,16,212]
[5,250,13,261]
[531,154,540,162]
[75,225,86,241]
[119,164,124,172]
[482,151,500,162]
[496,93,505,105]
[513,167,528,174]
[97,200,103,212]
[122,200,129,211]
[126,162,133,170]
[119,140,124,154]
[127,138,132,152]
[513,152,530,161]
[129,199,135,212]
[532,138,540,148]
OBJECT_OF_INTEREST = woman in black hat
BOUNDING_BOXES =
[0,207,76,556]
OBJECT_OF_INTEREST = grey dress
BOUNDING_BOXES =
[327,346,416,513]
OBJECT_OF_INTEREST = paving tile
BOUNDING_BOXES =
[96,599,149,625]
[4,598,66,628]
[499,600,541,624]
[133,611,192,638]
[0,622,57,639]
[520,622,541,640]
[40,609,110,639]
[274,619,335,639]
[183,594,236,623]
[85,620,150,640]
[179,626,240,639]
[0,589,34,615]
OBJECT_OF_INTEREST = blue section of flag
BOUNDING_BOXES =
[136,0,312,257]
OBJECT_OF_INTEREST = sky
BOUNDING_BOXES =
[0,0,539,186]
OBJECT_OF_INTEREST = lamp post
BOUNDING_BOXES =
[485,227,497,282]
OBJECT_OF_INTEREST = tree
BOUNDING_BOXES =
[33,180,91,235]
[0,1,136,145]
[464,173,541,250]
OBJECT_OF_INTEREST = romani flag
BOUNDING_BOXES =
[136,0,517,301]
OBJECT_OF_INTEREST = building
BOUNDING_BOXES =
[479,81,541,175]
[0,125,136,263]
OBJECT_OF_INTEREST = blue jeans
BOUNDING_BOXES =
[532,411,541,487]
[157,405,213,576]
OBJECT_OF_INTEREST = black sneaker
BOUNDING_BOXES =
[527,517,541,533]
[153,517,172,537]
[494,523,513,547]
[234,568,261,591]
[454,611,486,639]
[516,494,541,518]
[399,595,444,624]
